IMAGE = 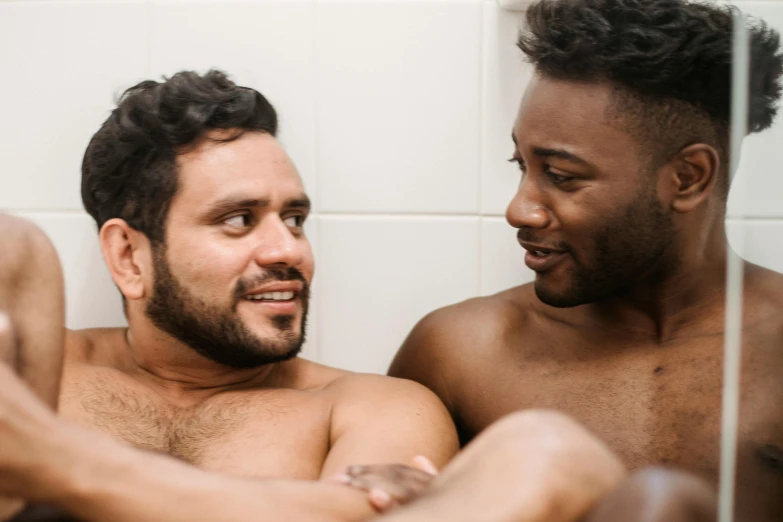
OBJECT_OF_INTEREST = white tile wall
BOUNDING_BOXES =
[2,0,783,375]
[0,1,148,211]
[318,215,480,374]
[316,0,482,214]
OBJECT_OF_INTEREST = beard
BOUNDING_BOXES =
[531,185,676,308]
[144,246,309,369]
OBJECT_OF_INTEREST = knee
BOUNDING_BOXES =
[0,214,61,307]
[584,467,716,522]
[471,409,626,491]
[488,409,585,437]
[0,214,59,284]
[482,410,622,470]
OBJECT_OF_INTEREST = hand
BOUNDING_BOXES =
[0,313,61,501]
[332,456,438,513]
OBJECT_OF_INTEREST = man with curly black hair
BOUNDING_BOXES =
[391,0,783,520]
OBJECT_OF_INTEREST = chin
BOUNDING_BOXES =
[533,280,585,308]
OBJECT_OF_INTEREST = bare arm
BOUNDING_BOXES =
[51,429,377,522]
[320,375,459,478]
[0,354,377,522]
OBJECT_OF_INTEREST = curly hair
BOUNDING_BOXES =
[518,0,783,184]
[81,70,278,243]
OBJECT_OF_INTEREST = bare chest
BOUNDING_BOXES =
[457,331,783,484]
[58,369,332,480]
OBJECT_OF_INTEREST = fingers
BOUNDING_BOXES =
[368,488,397,513]
[411,455,438,475]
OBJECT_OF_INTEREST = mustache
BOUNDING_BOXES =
[516,229,570,252]
[235,268,309,299]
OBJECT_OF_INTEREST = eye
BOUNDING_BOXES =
[223,213,252,228]
[507,157,527,172]
[545,170,575,185]
[283,215,305,228]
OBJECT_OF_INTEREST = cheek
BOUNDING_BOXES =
[552,196,614,264]
[166,237,251,290]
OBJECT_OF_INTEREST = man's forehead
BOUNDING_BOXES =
[172,131,305,208]
[181,131,300,178]
[513,75,636,157]
[517,75,615,129]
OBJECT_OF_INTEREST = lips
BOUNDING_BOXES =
[518,241,568,272]
[239,280,306,315]
[243,281,304,297]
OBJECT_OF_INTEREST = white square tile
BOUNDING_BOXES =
[480,0,531,216]
[480,216,533,295]
[0,1,148,211]
[317,216,480,374]
[13,212,126,331]
[727,219,783,274]
[316,1,482,214]
[149,0,317,199]
[727,2,783,218]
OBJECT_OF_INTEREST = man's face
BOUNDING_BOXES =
[507,75,675,308]
[144,131,314,368]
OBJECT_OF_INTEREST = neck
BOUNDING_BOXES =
[120,319,278,399]
[586,221,729,341]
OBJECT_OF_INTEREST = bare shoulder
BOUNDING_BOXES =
[388,283,538,408]
[747,264,783,308]
[744,264,783,343]
[401,284,536,356]
[320,371,459,471]
[292,357,449,413]
[327,370,450,410]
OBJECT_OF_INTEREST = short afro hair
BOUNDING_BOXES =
[82,69,278,244]
[518,0,783,185]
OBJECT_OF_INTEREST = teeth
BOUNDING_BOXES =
[535,250,548,256]
[246,291,295,301]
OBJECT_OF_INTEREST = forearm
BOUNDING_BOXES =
[41,427,377,522]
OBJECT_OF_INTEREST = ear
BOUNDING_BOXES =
[667,143,720,213]
[99,219,153,301]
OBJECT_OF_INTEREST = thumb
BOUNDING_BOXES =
[368,488,396,513]
[411,455,439,475]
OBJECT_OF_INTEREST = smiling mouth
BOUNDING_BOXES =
[244,291,296,302]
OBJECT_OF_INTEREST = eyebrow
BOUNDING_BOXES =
[532,147,590,167]
[512,132,591,167]
[206,194,311,216]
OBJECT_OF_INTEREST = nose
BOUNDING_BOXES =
[505,176,552,230]
[252,217,305,268]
